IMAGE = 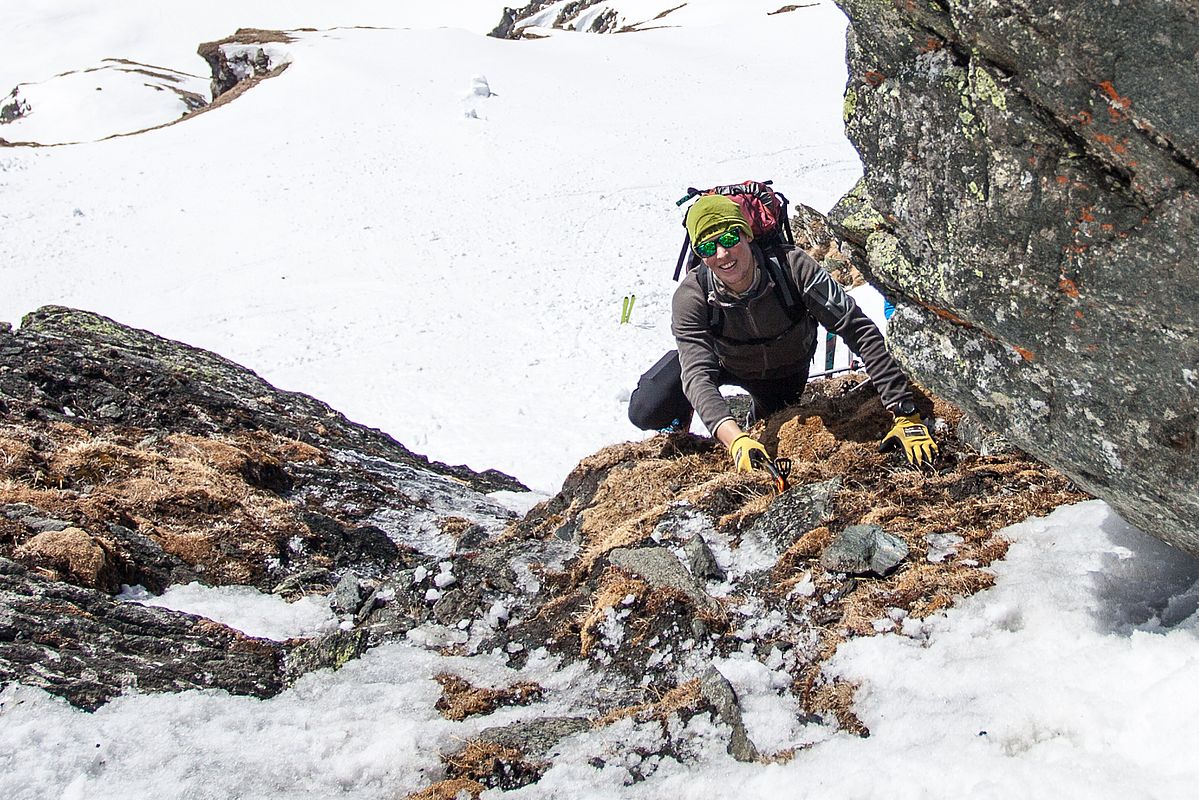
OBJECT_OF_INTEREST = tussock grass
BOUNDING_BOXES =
[406,778,485,800]
[0,422,319,586]
[578,569,650,656]
[433,673,543,721]
[594,677,705,727]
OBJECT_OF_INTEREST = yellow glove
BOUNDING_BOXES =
[879,413,938,468]
[729,434,769,473]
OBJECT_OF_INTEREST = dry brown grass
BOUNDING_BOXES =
[433,673,543,721]
[437,517,476,539]
[594,678,705,727]
[0,422,316,585]
[806,678,869,737]
[562,450,767,571]
[13,526,121,591]
[406,778,485,800]
[438,740,544,790]
[578,569,650,656]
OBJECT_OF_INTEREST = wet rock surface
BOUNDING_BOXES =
[833,0,1199,555]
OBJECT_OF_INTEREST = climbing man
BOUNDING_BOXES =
[628,194,937,470]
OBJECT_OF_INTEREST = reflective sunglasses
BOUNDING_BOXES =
[693,228,742,258]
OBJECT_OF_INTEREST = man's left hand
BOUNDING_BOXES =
[879,413,938,468]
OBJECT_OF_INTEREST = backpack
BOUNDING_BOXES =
[673,180,805,343]
[673,180,796,280]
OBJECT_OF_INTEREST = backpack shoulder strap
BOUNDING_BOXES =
[674,236,696,281]
[694,264,724,335]
[761,245,803,321]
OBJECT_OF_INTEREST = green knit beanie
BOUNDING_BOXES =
[685,195,753,248]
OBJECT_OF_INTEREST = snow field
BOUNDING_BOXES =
[1,4,859,492]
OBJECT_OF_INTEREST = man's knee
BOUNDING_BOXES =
[629,351,691,431]
[628,389,664,430]
[629,383,691,431]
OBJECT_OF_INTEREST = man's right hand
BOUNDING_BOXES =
[729,434,769,473]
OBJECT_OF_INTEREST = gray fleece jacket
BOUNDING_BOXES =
[670,244,914,433]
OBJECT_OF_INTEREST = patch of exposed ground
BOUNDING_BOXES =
[434,673,543,721]
[0,424,314,588]
[494,375,1087,737]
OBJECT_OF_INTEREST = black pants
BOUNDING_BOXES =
[628,350,810,431]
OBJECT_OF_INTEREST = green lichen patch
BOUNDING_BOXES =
[969,63,1007,111]
[843,87,858,123]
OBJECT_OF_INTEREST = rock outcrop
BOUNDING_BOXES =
[0,305,1091,782]
[0,306,523,707]
[832,0,1199,554]
[197,29,294,103]
[487,1,808,38]
[0,557,287,711]
[489,1,620,38]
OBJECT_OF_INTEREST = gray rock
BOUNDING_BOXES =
[432,587,478,626]
[197,31,293,99]
[2,504,40,520]
[104,523,200,593]
[331,571,363,615]
[456,522,489,551]
[272,568,334,597]
[489,1,621,38]
[955,411,1014,457]
[748,478,841,550]
[0,558,286,711]
[683,535,725,582]
[608,547,720,614]
[354,583,385,625]
[476,716,592,758]
[699,666,760,763]
[284,628,369,680]
[20,516,73,533]
[820,525,909,577]
[833,0,1199,556]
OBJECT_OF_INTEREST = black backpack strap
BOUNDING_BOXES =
[674,235,695,281]
[694,264,724,336]
[762,245,803,321]
[774,190,796,246]
[673,186,704,281]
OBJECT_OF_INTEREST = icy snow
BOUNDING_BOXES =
[119,582,336,641]
[2,2,1198,799]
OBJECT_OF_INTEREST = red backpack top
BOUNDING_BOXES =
[673,180,794,280]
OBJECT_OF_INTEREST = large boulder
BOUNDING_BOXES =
[832,0,1199,554]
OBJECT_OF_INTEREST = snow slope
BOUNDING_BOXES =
[1,1,858,493]
[2,2,1198,799]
